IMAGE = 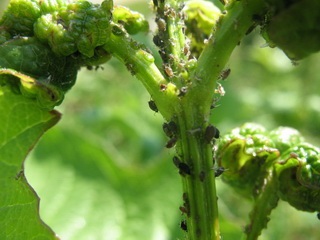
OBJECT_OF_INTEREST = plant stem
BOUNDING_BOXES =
[175,102,220,240]
[170,2,268,239]
[187,0,266,113]
[243,171,279,240]
[162,0,188,72]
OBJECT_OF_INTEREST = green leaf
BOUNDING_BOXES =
[264,0,320,60]
[216,123,280,197]
[0,86,60,240]
[274,143,320,212]
[33,0,113,57]
[112,6,149,35]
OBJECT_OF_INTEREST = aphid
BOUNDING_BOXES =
[86,65,104,71]
[182,192,188,202]
[163,121,177,138]
[204,125,220,143]
[214,167,226,177]
[160,84,167,91]
[178,86,188,97]
[173,156,191,176]
[252,14,264,24]
[180,194,190,216]
[158,50,168,62]
[220,68,231,80]
[210,97,221,109]
[164,64,174,77]
[164,6,176,18]
[178,162,191,176]
[179,206,189,215]
[156,17,166,31]
[180,220,188,232]
[166,136,177,148]
[317,212,320,220]
[15,170,24,180]
[199,170,206,182]
[87,65,93,70]
[183,45,190,56]
[125,62,136,75]
[153,35,165,48]
[246,24,256,35]
[148,100,158,112]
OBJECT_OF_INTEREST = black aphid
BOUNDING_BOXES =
[214,167,225,177]
[148,100,158,112]
[180,220,188,232]
[179,206,189,215]
[220,68,231,80]
[163,121,177,138]
[166,136,177,148]
[173,156,191,176]
[210,97,221,109]
[204,125,220,143]
[153,35,164,48]
[179,162,191,176]
[160,83,167,91]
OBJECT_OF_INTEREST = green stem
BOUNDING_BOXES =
[173,2,268,239]
[164,0,187,70]
[103,30,178,120]
[154,0,187,81]
[243,171,279,240]
[187,0,266,112]
[175,104,220,240]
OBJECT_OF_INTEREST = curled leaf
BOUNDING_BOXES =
[34,0,113,57]
[183,0,222,57]
[216,123,280,197]
[0,0,41,36]
[275,143,320,212]
[0,37,79,108]
[263,0,320,60]
[38,0,68,13]
[113,6,149,35]
[0,68,63,109]
[269,127,304,153]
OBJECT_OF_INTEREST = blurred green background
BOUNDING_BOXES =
[1,0,320,239]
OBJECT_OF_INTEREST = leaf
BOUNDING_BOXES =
[0,86,60,240]
[265,0,320,60]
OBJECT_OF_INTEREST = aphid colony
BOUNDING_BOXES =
[152,0,191,82]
